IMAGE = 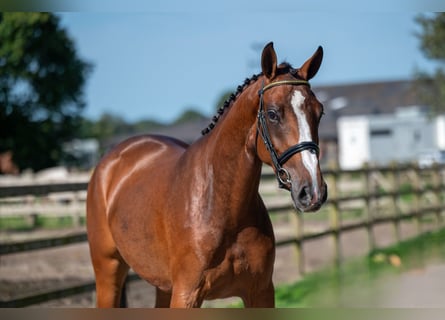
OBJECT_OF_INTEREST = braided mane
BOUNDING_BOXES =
[201,63,295,135]
[201,73,261,135]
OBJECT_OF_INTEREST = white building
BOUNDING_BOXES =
[338,106,445,169]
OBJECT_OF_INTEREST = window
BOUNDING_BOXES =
[370,129,392,136]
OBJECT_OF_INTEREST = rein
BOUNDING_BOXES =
[257,80,320,189]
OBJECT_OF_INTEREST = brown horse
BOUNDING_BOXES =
[86,42,327,308]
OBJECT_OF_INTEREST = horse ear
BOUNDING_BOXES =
[261,42,277,80]
[297,46,323,81]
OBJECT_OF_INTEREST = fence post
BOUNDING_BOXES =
[73,191,82,228]
[390,162,401,244]
[412,163,422,235]
[433,163,444,229]
[364,164,375,251]
[328,164,341,269]
[26,195,38,229]
[26,212,38,229]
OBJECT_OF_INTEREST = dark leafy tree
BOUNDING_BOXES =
[0,13,92,171]
[415,13,445,114]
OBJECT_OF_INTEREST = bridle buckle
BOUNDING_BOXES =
[277,168,292,188]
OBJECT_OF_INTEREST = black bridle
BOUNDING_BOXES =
[257,80,320,189]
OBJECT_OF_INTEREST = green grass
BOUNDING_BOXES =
[0,215,85,231]
[0,216,31,231]
[368,227,445,269]
[272,228,445,307]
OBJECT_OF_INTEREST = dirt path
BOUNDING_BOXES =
[311,261,445,308]
[370,263,445,307]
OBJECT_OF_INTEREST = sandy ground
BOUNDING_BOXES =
[2,216,439,308]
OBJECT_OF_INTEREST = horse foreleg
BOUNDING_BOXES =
[242,281,275,308]
[155,287,172,307]
[169,285,204,308]
[120,277,128,307]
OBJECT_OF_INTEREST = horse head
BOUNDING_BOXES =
[256,42,327,212]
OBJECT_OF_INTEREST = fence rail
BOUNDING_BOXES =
[1,163,444,307]
[0,232,87,255]
[0,182,87,198]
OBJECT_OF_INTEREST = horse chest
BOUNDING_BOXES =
[232,230,274,274]
[200,228,274,300]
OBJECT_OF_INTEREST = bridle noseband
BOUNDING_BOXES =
[257,80,320,189]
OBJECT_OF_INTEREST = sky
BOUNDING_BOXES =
[57,2,443,123]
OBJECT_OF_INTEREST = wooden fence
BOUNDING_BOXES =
[291,163,445,273]
[0,163,444,306]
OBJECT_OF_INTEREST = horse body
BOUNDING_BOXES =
[87,42,326,307]
[87,89,275,306]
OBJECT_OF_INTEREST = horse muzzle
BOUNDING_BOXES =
[291,180,328,212]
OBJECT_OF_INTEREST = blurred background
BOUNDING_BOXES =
[1,4,445,308]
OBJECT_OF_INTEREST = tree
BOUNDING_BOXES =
[0,13,92,172]
[415,13,445,115]
[173,108,206,125]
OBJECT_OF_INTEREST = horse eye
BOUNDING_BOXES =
[267,110,279,122]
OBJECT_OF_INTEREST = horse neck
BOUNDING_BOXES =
[196,80,263,208]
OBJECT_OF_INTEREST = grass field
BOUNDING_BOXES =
[0,215,86,231]
[273,227,445,307]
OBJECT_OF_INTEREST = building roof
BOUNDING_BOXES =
[313,79,422,140]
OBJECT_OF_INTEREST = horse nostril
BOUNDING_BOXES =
[298,185,312,206]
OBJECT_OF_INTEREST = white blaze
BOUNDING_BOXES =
[291,90,319,194]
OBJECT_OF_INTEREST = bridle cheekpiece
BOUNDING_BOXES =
[257,80,320,189]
